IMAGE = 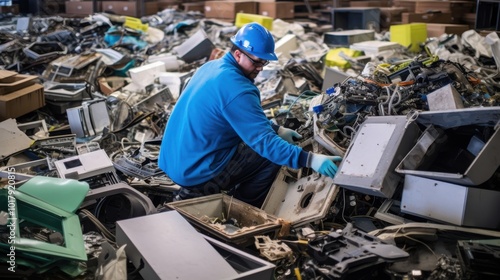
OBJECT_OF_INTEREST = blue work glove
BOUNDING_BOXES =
[278,126,302,144]
[308,153,342,178]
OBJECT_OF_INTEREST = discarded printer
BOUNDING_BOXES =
[54,149,120,186]
[67,99,110,138]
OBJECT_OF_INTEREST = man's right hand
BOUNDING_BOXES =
[309,153,342,177]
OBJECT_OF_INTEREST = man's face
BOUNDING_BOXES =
[235,49,269,81]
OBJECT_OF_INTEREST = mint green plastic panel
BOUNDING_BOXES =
[18,176,89,213]
[0,189,87,261]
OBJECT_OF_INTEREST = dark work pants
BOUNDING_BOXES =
[175,142,281,208]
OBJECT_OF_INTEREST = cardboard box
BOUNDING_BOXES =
[182,2,205,13]
[394,0,474,14]
[414,1,474,14]
[402,12,455,24]
[102,1,134,15]
[393,0,416,13]
[101,1,158,17]
[143,1,159,15]
[204,0,257,19]
[158,0,180,10]
[0,70,16,81]
[65,1,99,15]
[349,1,389,7]
[463,13,476,28]
[0,72,38,95]
[257,1,295,19]
[380,7,407,29]
[0,84,45,121]
[426,23,470,37]
[98,77,127,96]
[0,3,19,14]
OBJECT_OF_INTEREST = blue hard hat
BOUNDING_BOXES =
[230,23,278,61]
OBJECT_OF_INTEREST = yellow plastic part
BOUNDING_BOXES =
[124,16,148,32]
[294,267,303,280]
[325,48,363,69]
[235,13,273,31]
[390,23,427,53]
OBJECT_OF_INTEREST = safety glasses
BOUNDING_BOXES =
[241,51,269,68]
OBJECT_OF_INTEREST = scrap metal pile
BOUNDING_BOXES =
[0,9,500,280]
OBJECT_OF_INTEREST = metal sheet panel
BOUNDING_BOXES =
[116,211,238,280]
[333,116,421,198]
[412,107,500,129]
[341,123,396,177]
[401,175,467,226]
[203,235,275,280]
[401,175,500,229]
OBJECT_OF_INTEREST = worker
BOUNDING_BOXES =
[159,23,341,207]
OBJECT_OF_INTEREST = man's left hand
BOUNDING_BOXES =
[278,126,302,144]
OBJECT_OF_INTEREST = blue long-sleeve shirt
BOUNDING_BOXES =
[158,52,308,186]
